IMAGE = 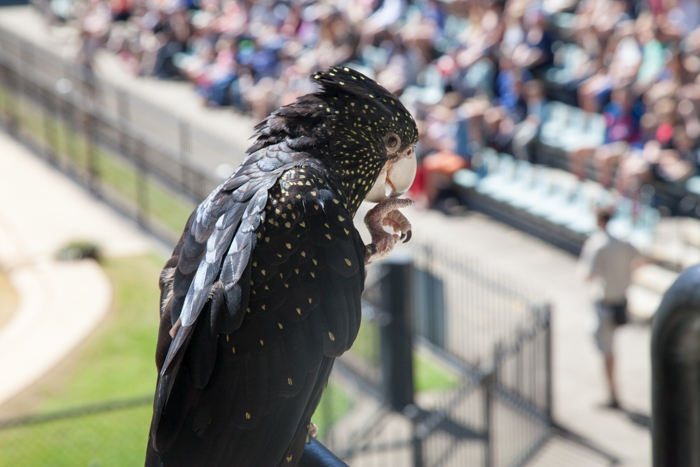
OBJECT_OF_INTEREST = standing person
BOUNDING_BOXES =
[577,207,644,409]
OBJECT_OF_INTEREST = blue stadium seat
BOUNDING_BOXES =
[629,204,660,248]
[510,166,552,210]
[607,197,635,239]
[526,179,573,219]
[490,159,534,203]
[476,153,517,197]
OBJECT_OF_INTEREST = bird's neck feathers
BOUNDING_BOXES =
[248,97,386,217]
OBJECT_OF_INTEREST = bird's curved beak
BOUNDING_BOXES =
[365,148,417,203]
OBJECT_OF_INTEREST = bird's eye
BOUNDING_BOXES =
[385,133,401,154]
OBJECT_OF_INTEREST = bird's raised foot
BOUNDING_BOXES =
[364,198,413,265]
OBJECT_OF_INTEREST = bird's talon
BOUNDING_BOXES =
[309,423,318,438]
[403,230,412,243]
[364,198,413,264]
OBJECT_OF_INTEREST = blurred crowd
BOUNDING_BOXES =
[37,0,700,207]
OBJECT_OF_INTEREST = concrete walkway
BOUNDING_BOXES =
[0,130,155,408]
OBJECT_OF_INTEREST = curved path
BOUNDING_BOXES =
[0,131,156,409]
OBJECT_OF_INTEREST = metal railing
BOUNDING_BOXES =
[316,244,558,467]
[0,25,249,244]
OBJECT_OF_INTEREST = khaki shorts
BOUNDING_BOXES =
[594,302,618,356]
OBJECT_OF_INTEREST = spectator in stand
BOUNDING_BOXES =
[512,8,554,77]
[569,85,639,186]
[512,79,546,161]
[45,0,700,212]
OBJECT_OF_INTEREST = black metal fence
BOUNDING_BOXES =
[0,25,248,244]
[317,244,556,467]
[0,396,153,466]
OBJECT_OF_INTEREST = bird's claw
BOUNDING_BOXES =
[382,209,413,243]
[308,423,318,438]
[364,198,413,265]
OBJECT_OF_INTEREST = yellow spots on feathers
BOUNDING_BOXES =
[260,339,264,346]
[345,258,352,266]
[246,412,251,419]
[232,347,236,353]
[329,332,335,341]
[296,308,301,315]
[278,322,283,329]
[286,243,292,249]
[288,378,293,385]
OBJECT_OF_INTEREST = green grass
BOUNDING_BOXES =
[414,350,461,393]
[145,174,195,235]
[42,255,163,408]
[0,255,164,466]
[350,319,461,393]
[0,255,353,464]
[350,318,380,365]
[311,383,353,440]
[0,405,153,467]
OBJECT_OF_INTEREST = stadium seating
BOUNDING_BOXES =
[453,150,661,255]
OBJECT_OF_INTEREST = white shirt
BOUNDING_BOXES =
[577,229,640,303]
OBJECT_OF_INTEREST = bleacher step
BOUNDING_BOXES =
[647,241,700,271]
[631,264,679,296]
[627,283,662,322]
[681,217,700,249]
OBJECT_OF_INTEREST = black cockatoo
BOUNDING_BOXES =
[145,66,419,467]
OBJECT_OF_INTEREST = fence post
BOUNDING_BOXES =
[412,419,424,467]
[651,265,700,467]
[85,110,99,194]
[178,119,191,195]
[81,68,100,194]
[543,304,553,423]
[483,368,494,467]
[43,87,58,164]
[378,252,415,412]
[135,139,148,228]
[3,67,18,136]
[117,90,130,157]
